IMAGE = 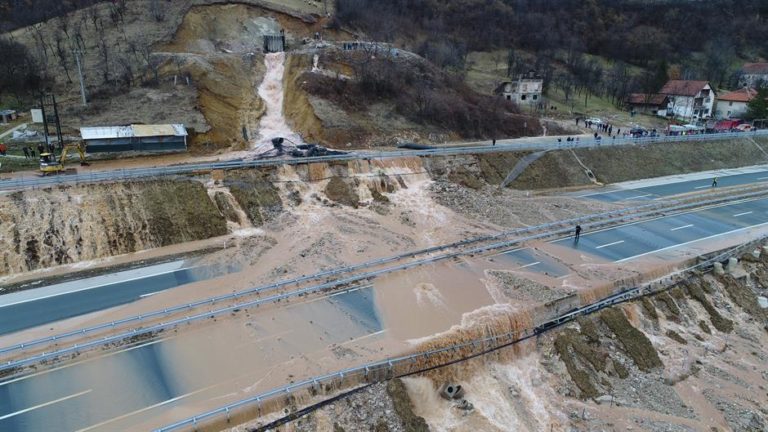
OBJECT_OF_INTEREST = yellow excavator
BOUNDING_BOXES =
[39,142,89,175]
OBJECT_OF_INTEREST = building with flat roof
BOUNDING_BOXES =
[80,124,187,153]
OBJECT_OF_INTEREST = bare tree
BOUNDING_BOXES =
[88,6,100,31]
[140,46,160,84]
[53,30,73,83]
[98,37,110,83]
[31,24,51,63]
[172,55,185,85]
[117,55,133,88]
[150,0,166,22]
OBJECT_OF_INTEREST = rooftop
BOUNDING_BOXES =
[80,124,187,140]
[628,93,668,105]
[718,88,758,103]
[659,80,711,97]
[743,63,768,75]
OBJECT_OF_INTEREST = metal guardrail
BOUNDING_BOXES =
[154,235,763,432]
[0,198,664,358]
[1,131,765,192]
[2,184,766,372]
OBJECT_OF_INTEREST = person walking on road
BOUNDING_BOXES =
[574,224,582,243]
[492,138,496,146]
[712,177,718,188]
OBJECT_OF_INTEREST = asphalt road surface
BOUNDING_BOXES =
[554,196,768,261]
[0,261,233,336]
[0,287,381,432]
[4,189,768,431]
[579,169,768,202]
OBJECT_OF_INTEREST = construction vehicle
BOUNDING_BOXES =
[39,142,89,175]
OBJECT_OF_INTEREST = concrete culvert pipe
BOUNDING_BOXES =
[439,383,465,400]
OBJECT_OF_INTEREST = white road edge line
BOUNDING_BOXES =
[519,261,541,269]
[0,389,92,421]
[596,240,624,249]
[670,224,694,231]
[0,338,169,388]
[626,194,652,200]
[733,211,753,217]
[0,267,192,309]
[757,176,768,180]
[74,386,216,432]
[694,185,710,189]
[616,221,768,263]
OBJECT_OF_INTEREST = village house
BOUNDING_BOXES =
[659,80,716,120]
[715,88,757,119]
[627,93,669,116]
[494,71,543,105]
[739,63,768,89]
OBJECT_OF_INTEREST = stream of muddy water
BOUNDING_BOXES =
[253,52,303,154]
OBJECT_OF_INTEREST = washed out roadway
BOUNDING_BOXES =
[2,197,768,430]
[0,287,381,431]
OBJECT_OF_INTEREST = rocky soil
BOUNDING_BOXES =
[0,179,227,275]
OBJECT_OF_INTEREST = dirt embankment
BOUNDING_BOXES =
[283,48,544,149]
[7,0,338,153]
[0,180,227,275]
[425,137,768,191]
[224,169,283,225]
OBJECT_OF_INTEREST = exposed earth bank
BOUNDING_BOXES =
[3,137,766,277]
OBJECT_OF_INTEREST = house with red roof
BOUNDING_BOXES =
[627,93,669,116]
[715,88,758,119]
[738,63,768,89]
[659,80,716,120]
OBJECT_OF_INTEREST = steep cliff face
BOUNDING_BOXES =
[0,180,227,275]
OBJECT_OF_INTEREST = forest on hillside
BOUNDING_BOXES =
[336,0,768,63]
[0,0,103,31]
[334,0,768,108]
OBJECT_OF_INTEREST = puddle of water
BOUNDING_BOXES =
[374,260,495,341]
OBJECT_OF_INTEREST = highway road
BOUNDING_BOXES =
[64,195,768,431]
[1,130,765,192]
[579,168,768,202]
[491,195,768,276]
[553,196,768,262]
[0,287,380,431]
[1,195,767,430]
[0,261,234,336]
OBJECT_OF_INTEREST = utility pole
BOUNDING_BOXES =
[73,48,87,106]
[39,93,50,150]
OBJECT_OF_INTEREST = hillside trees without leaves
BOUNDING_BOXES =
[336,0,768,105]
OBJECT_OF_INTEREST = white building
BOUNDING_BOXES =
[659,80,716,120]
[715,88,757,119]
[739,63,768,89]
[495,72,543,105]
